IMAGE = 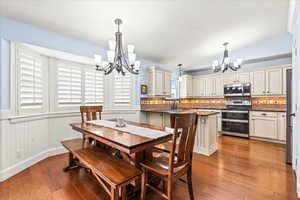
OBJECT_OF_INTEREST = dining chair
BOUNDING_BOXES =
[140,113,198,200]
[80,106,103,122]
[80,106,103,144]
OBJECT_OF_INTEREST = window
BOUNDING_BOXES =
[113,72,132,106]
[84,67,104,105]
[56,61,82,107]
[17,46,48,114]
[54,59,104,110]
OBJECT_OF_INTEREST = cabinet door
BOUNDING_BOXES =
[251,70,266,96]
[163,113,171,127]
[266,68,282,95]
[237,72,250,83]
[215,75,223,97]
[199,78,206,96]
[187,77,193,97]
[155,71,164,95]
[164,72,171,95]
[277,113,286,141]
[192,78,200,97]
[282,67,292,95]
[148,112,163,126]
[205,78,215,97]
[251,117,277,139]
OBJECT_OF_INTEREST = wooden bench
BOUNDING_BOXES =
[62,138,142,200]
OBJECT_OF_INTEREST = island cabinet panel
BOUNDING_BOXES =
[194,114,218,156]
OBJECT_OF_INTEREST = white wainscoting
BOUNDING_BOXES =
[0,109,140,182]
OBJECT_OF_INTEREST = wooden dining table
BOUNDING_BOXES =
[69,120,173,168]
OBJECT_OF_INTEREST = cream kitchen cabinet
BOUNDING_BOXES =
[192,77,201,97]
[180,75,193,98]
[277,112,286,141]
[251,70,266,96]
[215,75,224,97]
[148,67,172,96]
[223,71,250,85]
[265,68,282,95]
[205,77,216,97]
[237,72,250,83]
[251,67,283,96]
[250,111,286,142]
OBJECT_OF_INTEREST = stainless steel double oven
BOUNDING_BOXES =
[221,94,251,138]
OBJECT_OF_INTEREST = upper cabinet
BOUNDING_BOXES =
[265,68,282,95]
[223,71,250,85]
[251,70,266,96]
[180,75,193,98]
[148,67,172,96]
[251,66,287,97]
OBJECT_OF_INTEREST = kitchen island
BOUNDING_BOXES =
[142,109,219,156]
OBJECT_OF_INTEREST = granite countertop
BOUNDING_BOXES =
[141,106,286,113]
[141,109,218,116]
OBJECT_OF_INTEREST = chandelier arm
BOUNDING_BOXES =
[120,45,139,74]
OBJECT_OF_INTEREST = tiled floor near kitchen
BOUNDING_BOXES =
[0,136,298,200]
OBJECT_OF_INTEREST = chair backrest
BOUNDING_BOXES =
[80,106,103,122]
[168,113,198,173]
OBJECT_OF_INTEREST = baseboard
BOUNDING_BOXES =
[0,146,67,182]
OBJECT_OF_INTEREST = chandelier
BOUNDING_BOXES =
[212,42,242,73]
[94,18,140,75]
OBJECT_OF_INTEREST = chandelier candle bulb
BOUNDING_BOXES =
[94,54,102,65]
[102,61,109,68]
[107,51,115,62]
[128,53,136,65]
[134,60,141,70]
[108,40,116,51]
[127,44,135,53]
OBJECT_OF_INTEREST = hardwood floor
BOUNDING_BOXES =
[0,136,298,200]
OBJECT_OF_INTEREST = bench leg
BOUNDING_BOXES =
[111,186,118,200]
[63,152,79,172]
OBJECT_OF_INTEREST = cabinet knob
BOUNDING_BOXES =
[262,113,267,116]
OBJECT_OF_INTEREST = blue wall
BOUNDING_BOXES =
[187,33,293,76]
[0,16,168,110]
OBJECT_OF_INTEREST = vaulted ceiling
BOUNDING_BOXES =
[0,0,290,69]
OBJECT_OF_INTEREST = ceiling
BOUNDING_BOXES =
[0,0,290,70]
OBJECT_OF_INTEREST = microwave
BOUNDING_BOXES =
[224,83,251,97]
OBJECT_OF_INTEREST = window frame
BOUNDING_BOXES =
[15,44,49,115]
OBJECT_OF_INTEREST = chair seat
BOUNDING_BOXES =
[140,153,185,176]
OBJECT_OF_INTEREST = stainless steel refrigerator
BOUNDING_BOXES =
[286,69,294,164]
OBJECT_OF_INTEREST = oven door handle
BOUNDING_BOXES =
[222,110,249,113]
[222,119,249,123]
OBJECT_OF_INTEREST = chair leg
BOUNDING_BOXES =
[187,167,194,200]
[121,186,127,200]
[141,169,148,200]
[167,177,173,200]
[111,186,118,200]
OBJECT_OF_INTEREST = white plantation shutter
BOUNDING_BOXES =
[113,73,132,106]
[17,48,47,114]
[57,62,82,106]
[84,68,104,105]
